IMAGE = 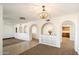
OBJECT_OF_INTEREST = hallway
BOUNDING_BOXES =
[60,37,77,55]
[61,38,74,49]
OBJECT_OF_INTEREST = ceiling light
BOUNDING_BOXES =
[40,5,48,19]
[19,17,26,20]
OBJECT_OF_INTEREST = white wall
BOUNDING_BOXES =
[42,23,53,35]
[14,24,29,40]
[3,24,15,38]
[55,13,78,53]
[14,13,79,51]
[3,20,15,38]
[76,13,79,54]
[0,5,3,55]
[14,20,59,47]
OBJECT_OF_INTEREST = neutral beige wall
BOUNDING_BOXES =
[0,5,3,55]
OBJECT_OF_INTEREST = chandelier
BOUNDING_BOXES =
[40,5,48,19]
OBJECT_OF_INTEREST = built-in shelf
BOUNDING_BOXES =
[62,31,70,33]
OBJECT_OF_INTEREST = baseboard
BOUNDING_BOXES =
[3,37,15,40]
[77,50,79,55]
[75,48,79,55]
[77,52,79,55]
[76,50,79,55]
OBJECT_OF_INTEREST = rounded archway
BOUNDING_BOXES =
[24,25,27,33]
[41,23,54,35]
[19,24,23,33]
[29,24,39,41]
[61,20,75,49]
[62,20,75,40]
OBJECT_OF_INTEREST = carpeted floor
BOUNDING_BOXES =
[20,38,77,55]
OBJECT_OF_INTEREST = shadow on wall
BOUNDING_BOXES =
[41,23,54,35]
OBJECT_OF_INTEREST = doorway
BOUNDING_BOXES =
[62,26,70,39]
[61,21,75,50]
[29,24,39,44]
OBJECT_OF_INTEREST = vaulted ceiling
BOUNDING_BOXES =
[3,3,79,24]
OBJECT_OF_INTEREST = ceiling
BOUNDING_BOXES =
[3,3,79,24]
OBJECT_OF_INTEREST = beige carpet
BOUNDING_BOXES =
[20,38,77,55]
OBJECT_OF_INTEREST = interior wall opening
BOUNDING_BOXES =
[61,20,75,50]
[62,26,70,39]
[30,24,39,42]
[41,23,53,35]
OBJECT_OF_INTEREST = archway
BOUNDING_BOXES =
[19,24,23,33]
[29,24,39,42]
[61,20,75,49]
[41,23,54,35]
[24,25,27,33]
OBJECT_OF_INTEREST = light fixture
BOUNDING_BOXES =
[46,19,50,21]
[40,5,48,19]
[19,17,26,20]
[48,30,52,35]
